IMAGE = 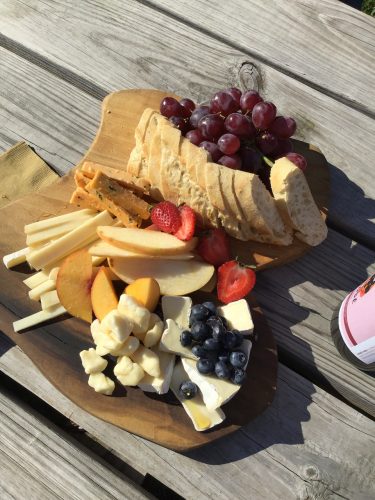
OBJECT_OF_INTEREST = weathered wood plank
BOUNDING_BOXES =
[0,1,374,247]
[155,0,375,116]
[0,384,151,499]
[0,340,374,500]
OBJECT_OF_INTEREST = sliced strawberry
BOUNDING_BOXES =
[217,260,256,304]
[145,224,160,231]
[197,228,231,267]
[151,201,181,234]
[174,205,196,241]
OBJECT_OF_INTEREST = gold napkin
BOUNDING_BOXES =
[0,142,59,208]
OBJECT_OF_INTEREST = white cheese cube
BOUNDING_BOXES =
[111,336,140,357]
[161,296,192,329]
[159,319,197,360]
[79,348,108,374]
[101,309,133,342]
[116,363,144,387]
[130,344,161,377]
[138,350,176,394]
[181,339,252,410]
[142,313,164,347]
[170,363,225,431]
[118,294,150,335]
[217,299,254,335]
[90,319,124,352]
[114,356,133,376]
[88,373,115,395]
[95,345,110,356]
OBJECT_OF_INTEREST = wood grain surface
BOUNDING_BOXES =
[0,0,374,247]
[0,385,150,500]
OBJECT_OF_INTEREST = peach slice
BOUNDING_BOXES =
[91,267,119,321]
[56,249,92,323]
[125,277,160,312]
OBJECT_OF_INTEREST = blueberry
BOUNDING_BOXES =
[180,330,192,347]
[218,350,230,363]
[192,344,207,358]
[197,358,215,374]
[215,361,232,379]
[231,368,246,385]
[211,322,226,342]
[205,350,219,363]
[178,381,198,399]
[218,315,228,328]
[207,315,224,328]
[229,351,248,368]
[191,321,210,342]
[232,330,244,348]
[202,301,217,316]
[189,304,211,325]
[222,330,237,350]
[203,338,221,351]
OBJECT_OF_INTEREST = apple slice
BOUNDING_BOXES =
[97,226,198,256]
[88,241,194,260]
[91,267,119,321]
[56,249,92,323]
[109,257,215,296]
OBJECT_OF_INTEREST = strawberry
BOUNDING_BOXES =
[217,260,256,304]
[197,228,231,267]
[174,205,196,241]
[151,201,181,234]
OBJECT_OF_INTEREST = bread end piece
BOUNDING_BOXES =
[270,157,328,246]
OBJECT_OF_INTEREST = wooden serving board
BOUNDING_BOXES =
[0,88,328,450]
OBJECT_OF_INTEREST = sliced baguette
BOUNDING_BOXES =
[147,115,169,201]
[180,138,209,184]
[127,108,157,177]
[270,157,327,246]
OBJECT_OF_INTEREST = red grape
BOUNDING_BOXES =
[269,116,296,138]
[240,90,263,113]
[179,98,195,116]
[225,113,255,138]
[218,154,242,169]
[199,141,222,162]
[198,114,225,141]
[160,97,185,118]
[225,87,242,106]
[286,153,307,171]
[209,99,221,114]
[241,148,263,174]
[271,139,293,159]
[186,128,204,146]
[217,134,241,155]
[210,91,239,116]
[190,106,210,128]
[256,131,278,154]
[169,116,189,134]
[252,102,277,130]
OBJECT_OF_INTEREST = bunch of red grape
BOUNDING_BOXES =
[159,88,307,187]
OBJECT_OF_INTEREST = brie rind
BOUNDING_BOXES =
[161,296,192,329]
[181,339,252,410]
[217,299,254,335]
[159,318,197,360]
[170,362,225,432]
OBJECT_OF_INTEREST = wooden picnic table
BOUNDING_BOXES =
[0,0,374,498]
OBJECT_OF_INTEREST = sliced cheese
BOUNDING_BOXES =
[88,241,194,260]
[138,349,175,394]
[170,362,225,431]
[181,339,252,410]
[23,270,49,289]
[159,319,197,360]
[24,208,96,234]
[26,217,93,247]
[40,290,60,310]
[27,210,113,270]
[28,279,56,301]
[13,304,67,333]
[217,299,254,335]
[161,296,192,329]
[3,247,29,269]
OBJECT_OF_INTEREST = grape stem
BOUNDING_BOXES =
[262,155,274,168]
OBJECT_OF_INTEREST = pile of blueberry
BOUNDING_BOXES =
[180,302,248,385]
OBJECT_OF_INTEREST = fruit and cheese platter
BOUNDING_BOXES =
[0,88,329,450]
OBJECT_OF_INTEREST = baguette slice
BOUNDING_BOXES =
[147,115,169,201]
[127,108,157,178]
[270,157,328,246]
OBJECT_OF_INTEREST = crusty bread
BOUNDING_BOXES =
[180,138,209,183]
[270,157,327,246]
[147,115,168,201]
[127,108,157,178]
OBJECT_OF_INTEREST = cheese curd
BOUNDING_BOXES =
[101,309,133,342]
[118,294,150,335]
[115,357,145,386]
[142,313,164,347]
[79,348,108,374]
[90,319,124,352]
[88,373,115,395]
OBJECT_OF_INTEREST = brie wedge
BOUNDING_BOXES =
[138,349,176,394]
[181,339,252,410]
[170,362,225,431]
[218,299,254,335]
[159,319,197,360]
[161,296,192,329]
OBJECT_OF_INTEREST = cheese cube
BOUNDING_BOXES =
[159,319,197,360]
[79,348,107,374]
[138,350,175,394]
[130,344,161,377]
[101,309,133,342]
[114,356,133,376]
[142,313,163,347]
[118,294,150,335]
[217,299,254,335]
[90,319,123,352]
[161,296,192,329]
[95,345,110,356]
[116,362,144,387]
[88,373,115,395]
[111,336,140,357]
